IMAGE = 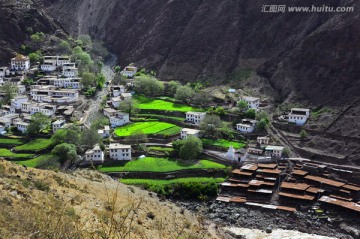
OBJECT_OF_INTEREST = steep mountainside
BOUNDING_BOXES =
[37,0,360,106]
[0,1,66,65]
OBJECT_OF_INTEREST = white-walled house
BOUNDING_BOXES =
[257,136,270,145]
[49,78,82,89]
[185,112,206,126]
[111,85,126,97]
[109,112,130,127]
[121,66,138,78]
[62,67,78,77]
[40,62,56,72]
[52,119,66,133]
[15,121,29,133]
[180,128,201,139]
[109,143,131,160]
[98,125,110,138]
[85,144,104,163]
[0,67,10,78]
[11,54,30,71]
[240,96,260,109]
[103,108,118,118]
[236,119,257,133]
[265,145,284,158]
[30,86,79,103]
[43,56,71,66]
[11,95,29,110]
[288,108,310,125]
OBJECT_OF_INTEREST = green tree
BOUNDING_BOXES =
[256,111,270,124]
[58,40,71,54]
[81,72,96,89]
[192,92,212,107]
[51,143,78,164]
[27,113,51,136]
[22,78,34,86]
[96,73,106,89]
[200,115,223,139]
[91,116,109,130]
[114,66,121,73]
[0,82,18,104]
[78,34,92,48]
[112,75,129,85]
[134,76,164,97]
[51,125,81,145]
[245,108,256,119]
[256,119,268,132]
[237,100,248,112]
[174,85,195,103]
[118,99,139,116]
[30,32,45,43]
[178,136,203,160]
[168,81,181,96]
[80,128,101,150]
[90,40,109,59]
[28,52,41,64]
[300,129,308,141]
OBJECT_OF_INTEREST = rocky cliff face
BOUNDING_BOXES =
[38,0,360,106]
[0,1,64,65]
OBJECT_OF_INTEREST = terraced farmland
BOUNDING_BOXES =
[114,121,181,136]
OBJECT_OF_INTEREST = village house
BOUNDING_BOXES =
[240,96,260,109]
[0,123,5,133]
[15,121,29,133]
[121,92,132,101]
[108,143,132,160]
[111,85,126,97]
[288,108,310,125]
[121,65,138,78]
[265,145,285,158]
[98,125,110,138]
[30,86,79,103]
[103,107,118,118]
[52,119,66,133]
[62,62,76,70]
[85,144,104,163]
[11,95,29,110]
[236,119,257,133]
[0,67,10,78]
[43,56,71,66]
[40,62,56,72]
[49,78,82,89]
[180,128,201,139]
[11,54,30,72]
[185,112,206,126]
[111,96,122,108]
[109,112,130,127]
[0,114,19,127]
[257,136,270,146]
[43,56,58,66]
[62,67,78,77]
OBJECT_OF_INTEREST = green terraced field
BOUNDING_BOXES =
[0,149,34,159]
[114,122,180,136]
[0,137,25,146]
[202,138,246,149]
[120,177,226,186]
[99,157,226,173]
[134,95,203,112]
[15,154,57,168]
[13,138,54,152]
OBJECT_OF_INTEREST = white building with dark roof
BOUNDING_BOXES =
[52,119,66,133]
[11,54,30,71]
[240,96,260,109]
[288,108,310,125]
[185,112,206,126]
[85,144,104,163]
[109,112,130,127]
[180,128,201,139]
[109,143,131,160]
[236,119,257,133]
[121,66,138,78]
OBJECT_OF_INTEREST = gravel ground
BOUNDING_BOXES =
[176,200,360,239]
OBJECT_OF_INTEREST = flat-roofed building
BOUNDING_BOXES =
[185,112,206,126]
[109,143,131,161]
[180,128,200,139]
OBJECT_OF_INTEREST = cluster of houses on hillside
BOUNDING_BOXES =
[0,53,82,133]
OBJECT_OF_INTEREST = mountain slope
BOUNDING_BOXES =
[38,0,360,105]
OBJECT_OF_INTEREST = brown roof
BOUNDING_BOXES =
[279,192,315,201]
[329,194,353,202]
[277,206,297,212]
[230,197,247,203]
[304,175,345,188]
[257,163,277,169]
[306,187,325,194]
[232,169,253,176]
[281,182,310,191]
[240,164,258,171]
[319,196,360,213]
[342,184,360,192]
[249,180,275,187]
[293,170,309,176]
[257,169,281,175]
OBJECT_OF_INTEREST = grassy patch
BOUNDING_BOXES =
[120,177,225,186]
[202,139,246,149]
[15,154,57,168]
[156,126,181,135]
[0,149,34,159]
[147,146,174,152]
[135,114,185,122]
[134,95,203,112]
[13,138,54,152]
[0,137,25,146]
[99,157,226,173]
[114,122,180,136]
